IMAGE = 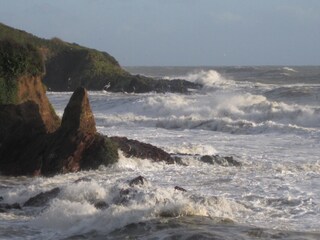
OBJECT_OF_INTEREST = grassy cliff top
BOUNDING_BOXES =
[0,22,119,66]
[0,22,201,93]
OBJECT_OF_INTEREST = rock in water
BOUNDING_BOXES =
[200,155,241,167]
[110,136,175,164]
[129,176,147,187]
[60,87,96,134]
[41,87,118,175]
[23,187,60,207]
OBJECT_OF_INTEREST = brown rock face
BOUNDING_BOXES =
[0,87,118,176]
[60,87,96,134]
[16,75,60,133]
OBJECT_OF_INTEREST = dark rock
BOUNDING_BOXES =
[174,186,187,192]
[129,176,147,187]
[200,155,241,167]
[94,201,109,210]
[0,101,47,175]
[0,86,118,176]
[23,187,60,207]
[0,196,3,201]
[120,188,130,196]
[110,136,175,164]
[0,202,21,211]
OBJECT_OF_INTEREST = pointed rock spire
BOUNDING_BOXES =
[60,87,96,134]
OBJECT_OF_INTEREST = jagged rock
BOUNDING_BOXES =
[110,136,175,164]
[23,187,60,207]
[129,176,147,187]
[41,87,118,175]
[60,87,96,134]
[200,155,241,167]
[0,87,118,176]
[174,186,187,192]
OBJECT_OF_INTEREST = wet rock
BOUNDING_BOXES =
[23,187,60,207]
[110,136,175,164]
[200,155,241,167]
[129,176,147,187]
[174,186,187,192]
[0,203,21,211]
[94,201,109,210]
[120,188,130,196]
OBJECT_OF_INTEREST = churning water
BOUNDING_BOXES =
[1,66,320,239]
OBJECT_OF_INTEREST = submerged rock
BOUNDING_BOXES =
[174,186,187,192]
[129,176,147,187]
[0,202,21,212]
[23,187,60,207]
[200,155,241,167]
[94,201,109,210]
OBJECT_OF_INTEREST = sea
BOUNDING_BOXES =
[1,66,320,239]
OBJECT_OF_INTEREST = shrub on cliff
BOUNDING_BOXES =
[0,39,43,104]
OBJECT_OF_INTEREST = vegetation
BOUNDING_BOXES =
[0,39,43,104]
[0,22,128,91]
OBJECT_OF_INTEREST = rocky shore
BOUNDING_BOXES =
[0,39,179,176]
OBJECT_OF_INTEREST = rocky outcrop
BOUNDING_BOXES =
[110,136,175,164]
[16,75,60,132]
[0,87,118,176]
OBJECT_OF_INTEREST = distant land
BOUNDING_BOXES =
[0,22,200,93]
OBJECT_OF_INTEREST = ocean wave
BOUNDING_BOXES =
[94,92,320,134]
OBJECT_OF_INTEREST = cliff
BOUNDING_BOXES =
[0,22,201,93]
[0,40,177,176]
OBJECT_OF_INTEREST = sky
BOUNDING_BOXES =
[0,0,319,66]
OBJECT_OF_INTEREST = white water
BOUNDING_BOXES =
[1,67,320,239]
